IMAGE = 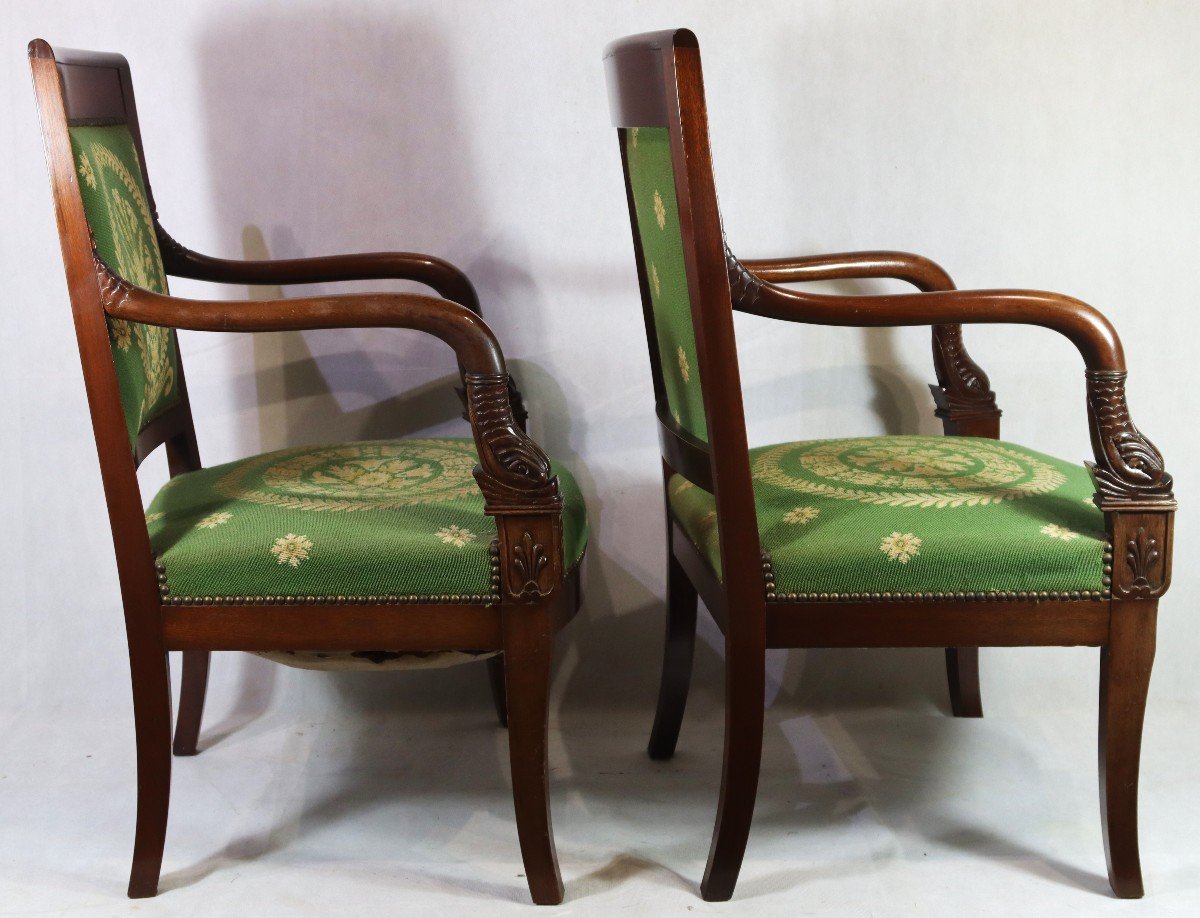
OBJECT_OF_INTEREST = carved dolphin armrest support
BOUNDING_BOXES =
[724,248,1175,599]
[97,255,565,603]
[734,246,1000,431]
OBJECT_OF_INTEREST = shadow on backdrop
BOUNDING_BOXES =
[159,7,1022,898]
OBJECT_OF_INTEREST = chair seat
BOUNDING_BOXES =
[669,435,1108,599]
[147,437,588,604]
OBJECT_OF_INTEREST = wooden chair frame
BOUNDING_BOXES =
[605,29,1175,901]
[30,39,579,905]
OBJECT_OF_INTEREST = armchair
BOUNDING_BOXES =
[31,39,583,905]
[605,29,1174,902]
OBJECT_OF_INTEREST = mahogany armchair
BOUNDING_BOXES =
[30,40,584,905]
[605,30,1175,901]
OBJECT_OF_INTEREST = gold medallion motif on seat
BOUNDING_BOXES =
[754,436,1067,508]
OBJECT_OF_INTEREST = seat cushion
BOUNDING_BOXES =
[147,437,587,604]
[669,435,1108,599]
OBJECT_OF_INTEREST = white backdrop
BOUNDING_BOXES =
[2,0,1196,736]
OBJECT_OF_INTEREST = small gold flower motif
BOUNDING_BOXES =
[672,479,694,496]
[1041,523,1079,542]
[783,506,820,525]
[698,510,718,531]
[650,262,661,298]
[436,525,477,548]
[271,533,312,567]
[198,511,233,529]
[653,190,666,229]
[880,531,921,564]
[110,318,134,351]
[144,511,165,524]
[78,152,96,189]
[630,127,639,148]
[677,346,690,382]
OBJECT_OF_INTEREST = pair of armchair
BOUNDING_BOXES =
[30,28,1174,906]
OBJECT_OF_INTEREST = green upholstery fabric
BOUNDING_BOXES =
[146,437,587,602]
[69,124,180,449]
[669,435,1107,597]
[624,127,707,442]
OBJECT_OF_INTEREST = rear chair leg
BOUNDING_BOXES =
[127,646,173,898]
[488,654,509,728]
[173,651,210,756]
[1100,600,1157,898]
[945,647,983,718]
[648,546,698,760]
[502,601,564,905]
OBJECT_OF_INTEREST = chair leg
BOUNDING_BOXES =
[488,654,508,728]
[945,647,983,717]
[127,647,173,898]
[648,548,698,760]
[1100,600,1157,899]
[502,602,564,905]
[172,651,210,756]
[700,651,765,902]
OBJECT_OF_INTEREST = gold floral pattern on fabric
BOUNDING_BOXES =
[880,531,922,564]
[68,124,180,448]
[436,525,477,548]
[623,126,707,442]
[78,152,96,188]
[669,435,1107,596]
[783,506,820,525]
[144,437,589,605]
[271,534,313,567]
[216,439,480,512]
[754,436,1066,508]
[1041,523,1079,541]
[677,346,691,382]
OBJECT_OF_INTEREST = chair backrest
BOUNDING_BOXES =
[30,39,198,611]
[605,30,765,621]
[30,40,188,457]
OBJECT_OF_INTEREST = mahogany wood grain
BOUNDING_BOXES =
[487,655,509,728]
[648,465,700,761]
[31,38,577,905]
[605,27,1174,901]
[172,651,209,757]
[1100,599,1157,898]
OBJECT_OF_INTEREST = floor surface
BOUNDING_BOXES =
[1,650,1197,916]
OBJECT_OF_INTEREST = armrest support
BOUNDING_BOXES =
[738,248,1000,431]
[726,252,1174,514]
[156,223,480,314]
[97,257,566,601]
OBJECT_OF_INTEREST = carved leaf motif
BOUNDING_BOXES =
[94,252,132,310]
[1122,526,1163,598]
[510,530,551,599]
[724,244,762,309]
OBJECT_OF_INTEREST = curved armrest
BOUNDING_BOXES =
[96,258,567,583]
[730,255,1123,370]
[742,250,955,293]
[726,255,1173,509]
[156,224,480,313]
[738,249,1000,428]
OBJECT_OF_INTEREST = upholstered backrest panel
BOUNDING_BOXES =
[623,126,708,442]
[68,123,179,448]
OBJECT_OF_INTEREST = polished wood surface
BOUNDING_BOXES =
[605,27,1175,901]
[31,38,578,904]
